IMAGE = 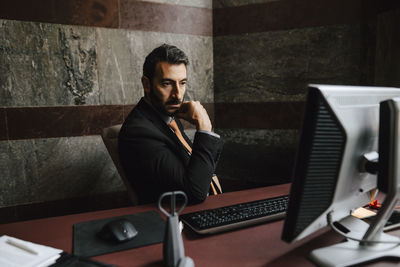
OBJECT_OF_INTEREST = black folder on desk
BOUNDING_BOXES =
[73,211,165,257]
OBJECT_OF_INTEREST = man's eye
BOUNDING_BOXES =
[162,82,171,87]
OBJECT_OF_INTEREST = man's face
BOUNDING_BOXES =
[144,62,187,116]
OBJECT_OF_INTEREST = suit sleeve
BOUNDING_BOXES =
[119,124,223,204]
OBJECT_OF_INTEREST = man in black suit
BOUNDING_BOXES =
[118,44,223,204]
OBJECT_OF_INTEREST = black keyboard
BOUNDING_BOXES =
[180,195,289,234]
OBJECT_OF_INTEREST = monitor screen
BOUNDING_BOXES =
[282,84,400,243]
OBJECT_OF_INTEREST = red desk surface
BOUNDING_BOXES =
[1,183,399,267]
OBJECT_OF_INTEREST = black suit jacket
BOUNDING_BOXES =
[118,98,223,204]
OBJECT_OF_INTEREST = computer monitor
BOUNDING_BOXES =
[281,84,400,266]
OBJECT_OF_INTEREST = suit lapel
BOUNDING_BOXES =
[136,99,173,138]
[136,98,191,160]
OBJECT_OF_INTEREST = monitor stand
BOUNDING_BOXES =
[310,98,400,267]
[309,216,400,267]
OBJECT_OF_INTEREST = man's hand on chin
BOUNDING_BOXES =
[175,101,212,131]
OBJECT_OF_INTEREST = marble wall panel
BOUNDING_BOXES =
[214,102,304,129]
[0,0,119,28]
[0,140,38,206]
[1,20,213,108]
[215,129,299,186]
[5,105,124,140]
[0,136,125,208]
[214,24,365,103]
[217,128,299,147]
[216,143,295,185]
[0,0,213,34]
[55,0,119,28]
[213,0,368,36]
[59,26,100,105]
[0,20,100,107]
[97,28,214,105]
[137,0,212,9]
[119,1,212,36]
[375,8,400,87]
[96,28,141,105]
[213,0,279,9]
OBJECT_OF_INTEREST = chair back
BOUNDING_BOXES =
[101,124,138,205]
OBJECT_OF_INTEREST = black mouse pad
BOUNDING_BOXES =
[73,211,165,257]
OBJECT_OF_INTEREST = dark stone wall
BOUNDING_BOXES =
[375,8,400,87]
[213,0,400,190]
[0,0,213,223]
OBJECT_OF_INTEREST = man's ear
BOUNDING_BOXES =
[142,76,151,97]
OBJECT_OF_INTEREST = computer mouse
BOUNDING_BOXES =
[97,218,138,243]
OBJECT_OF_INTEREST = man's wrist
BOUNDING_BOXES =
[196,120,212,131]
[198,130,220,138]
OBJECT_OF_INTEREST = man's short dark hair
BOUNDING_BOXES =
[143,44,189,81]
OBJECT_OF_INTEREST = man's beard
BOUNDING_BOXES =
[149,87,183,116]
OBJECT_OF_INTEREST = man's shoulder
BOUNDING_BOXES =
[124,103,147,124]
[120,100,165,139]
[121,110,154,135]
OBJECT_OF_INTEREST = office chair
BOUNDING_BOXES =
[101,124,138,205]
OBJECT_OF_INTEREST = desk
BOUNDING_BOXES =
[0,183,399,267]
